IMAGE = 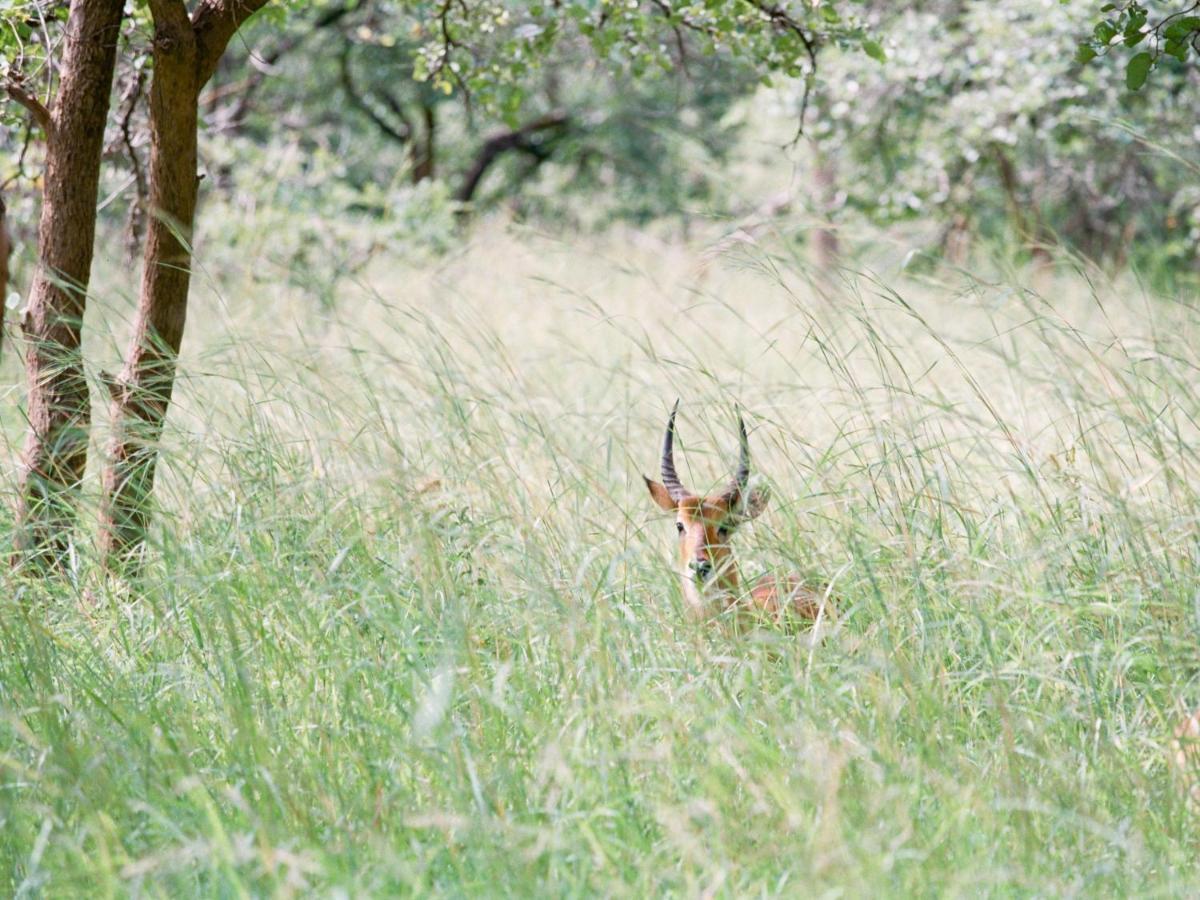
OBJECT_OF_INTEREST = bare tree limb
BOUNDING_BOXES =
[0,120,36,192]
[649,0,692,77]
[211,1,354,132]
[192,0,272,88]
[4,80,54,137]
[456,112,571,205]
[339,46,413,146]
[117,68,148,261]
[742,0,819,141]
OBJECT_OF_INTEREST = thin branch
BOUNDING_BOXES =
[4,80,53,137]
[210,1,355,131]
[338,46,413,145]
[646,0,721,42]
[1155,0,1200,34]
[376,86,418,138]
[426,0,470,96]
[742,0,819,141]
[0,119,36,191]
[117,69,148,261]
[192,0,273,88]
[649,0,692,77]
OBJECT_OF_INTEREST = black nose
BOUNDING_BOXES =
[690,559,713,579]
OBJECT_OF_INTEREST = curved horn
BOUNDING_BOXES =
[724,410,750,501]
[660,400,688,501]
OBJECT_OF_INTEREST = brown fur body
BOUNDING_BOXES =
[1171,708,1200,804]
[746,573,828,624]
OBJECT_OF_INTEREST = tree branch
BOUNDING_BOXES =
[4,81,54,138]
[649,0,692,76]
[455,112,571,205]
[339,47,413,146]
[210,1,355,132]
[116,69,148,262]
[742,0,819,140]
[192,0,273,88]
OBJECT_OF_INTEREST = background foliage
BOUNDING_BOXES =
[3,0,1195,282]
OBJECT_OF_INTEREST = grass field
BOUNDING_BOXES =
[2,217,1200,895]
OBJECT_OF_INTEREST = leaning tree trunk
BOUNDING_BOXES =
[0,193,10,344]
[810,145,840,271]
[99,0,267,568]
[12,0,125,570]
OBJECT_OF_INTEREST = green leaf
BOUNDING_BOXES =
[1164,38,1188,61]
[1075,43,1098,63]
[1094,21,1118,43]
[862,39,886,62]
[1125,51,1152,90]
[1164,16,1200,41]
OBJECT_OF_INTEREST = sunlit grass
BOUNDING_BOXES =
[2,217,1200,894]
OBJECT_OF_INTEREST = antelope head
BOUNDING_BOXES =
[643,401,770,616]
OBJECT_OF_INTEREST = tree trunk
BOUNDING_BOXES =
[940,211,972,266]
[810,144,840,270]
[0,192,10,321]
[98,0,198,567]
[0,193,9,368]
[992,146,1053,268]
[99,0,267,568]
[12,0,125,570]
[412,102,437,184]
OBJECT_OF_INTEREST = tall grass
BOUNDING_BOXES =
[2,218,1199,895]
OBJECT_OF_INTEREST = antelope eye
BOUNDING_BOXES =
[675,522,685,535]
[717,524,731,538]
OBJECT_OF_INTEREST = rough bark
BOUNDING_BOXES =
[99,0,268,568]
[12,0,125,570]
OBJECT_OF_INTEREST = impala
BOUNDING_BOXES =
[643,401,831,629]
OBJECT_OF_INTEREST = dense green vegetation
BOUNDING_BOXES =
[5,1,1197,275]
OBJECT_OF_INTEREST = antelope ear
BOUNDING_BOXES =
[734,483,771,521]
[643,476,677,511]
